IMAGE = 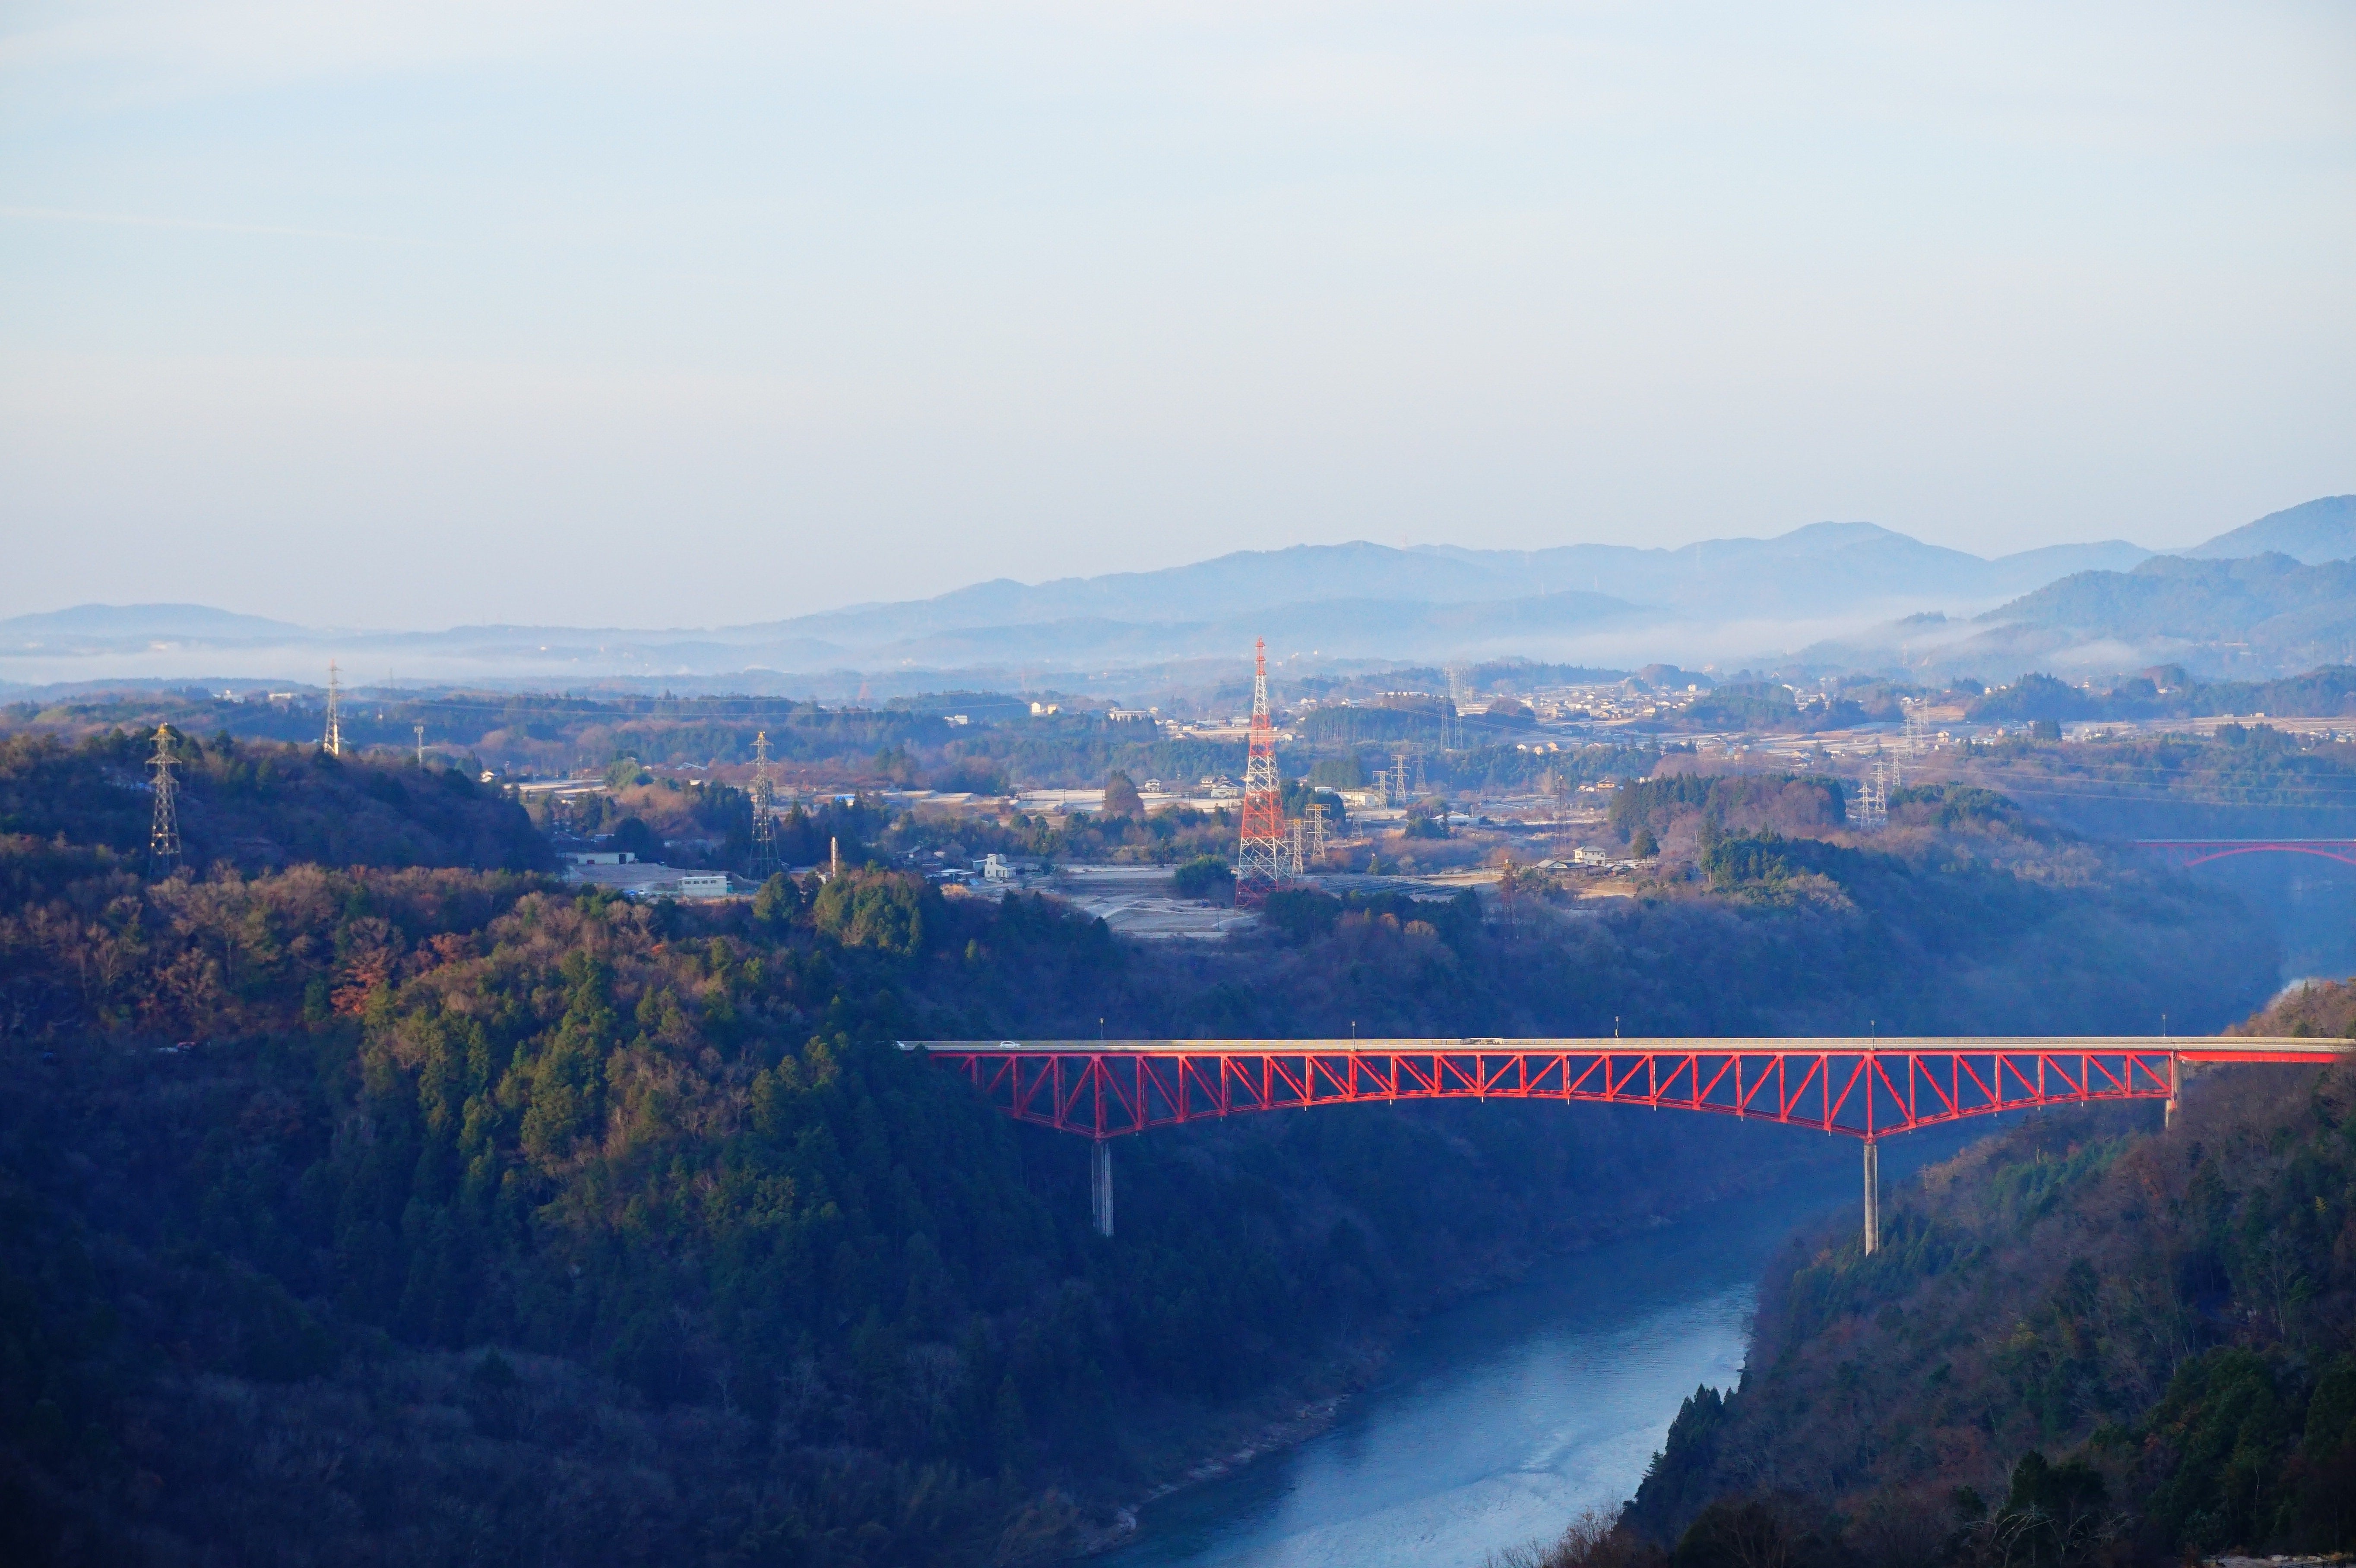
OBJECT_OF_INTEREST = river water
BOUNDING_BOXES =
[1105,1133,1979,1568]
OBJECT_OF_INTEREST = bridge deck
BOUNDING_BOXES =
[911,1035,2351,1237]
[904,1036,2349,1065]
[908,1036,2347,1142]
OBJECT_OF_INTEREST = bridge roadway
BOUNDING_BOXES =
[904,1036,2353,1242]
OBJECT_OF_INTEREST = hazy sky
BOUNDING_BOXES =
[3,1,2351,629]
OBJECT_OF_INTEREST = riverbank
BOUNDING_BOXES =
[1074,1114,2010,1564]
[1620,1057,2352,1565]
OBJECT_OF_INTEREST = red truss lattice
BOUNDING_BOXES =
[908,1038,2343,1141]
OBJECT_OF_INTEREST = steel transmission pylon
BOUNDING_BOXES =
[748,730,779,880]
[323,662,344,756]
[147,725,182,877]
[1235,639,1287,908]
[1901,700,1926,771]
[1858,754,1888,831]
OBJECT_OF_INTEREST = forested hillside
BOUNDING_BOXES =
[1982,553,2356,664]
[0,730,548,876]
[0,863,1890,1565]
[1591,991,2356,1568]
[1920,720,2356,841]
[0,739,2294,1565]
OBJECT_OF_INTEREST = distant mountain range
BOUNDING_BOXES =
[1,603,307,641]
[1818,547,2356,685]
[3,496,2348,690]
[1995,553,2356,644]
[2179,495,2356,563]
[750,525,2147,648]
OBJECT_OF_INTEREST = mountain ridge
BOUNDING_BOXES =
[729,525,2154,646]
[0,603,308,639]
[3,498,2346,681]
[2180,494,2356,564]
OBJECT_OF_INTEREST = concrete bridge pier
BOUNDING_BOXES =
[1863,1139,1879,1256]
[1090,1140,1114,1238]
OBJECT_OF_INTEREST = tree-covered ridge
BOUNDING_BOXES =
[3,848,1982,1565]
[1,691,962,765]
[1983,553,2356,659]
[0,730,548,874]
[1677,683,1813,732]
[1608,773,1849,847]
[1965,664,2356,725]
[1920,722,2356,840]
[1604,994,2356,1566]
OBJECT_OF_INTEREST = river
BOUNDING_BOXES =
[1104,1129,1984,1568]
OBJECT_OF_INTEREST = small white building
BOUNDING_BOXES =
[561,850,636,866]
[981,854,1016,882]
[675,873,732,899]
[1572,846,1609,867]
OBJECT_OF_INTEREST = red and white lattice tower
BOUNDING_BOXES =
[1235,639,1287,908]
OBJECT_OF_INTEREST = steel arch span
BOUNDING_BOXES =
[905,1037,2347,1141]
[2134,839,2356,869]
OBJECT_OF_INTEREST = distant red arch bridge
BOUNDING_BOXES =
[2134,838,2356,868]
[905,1036,2351,1243]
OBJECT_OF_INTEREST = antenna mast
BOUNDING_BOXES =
[147,725,182,876]
[748,730,779,879]
[323,662,344,756]
[1235,639,1287,907]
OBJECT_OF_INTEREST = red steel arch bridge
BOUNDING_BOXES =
[905,1036,2352,1245]
[2134,838,2356,868]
